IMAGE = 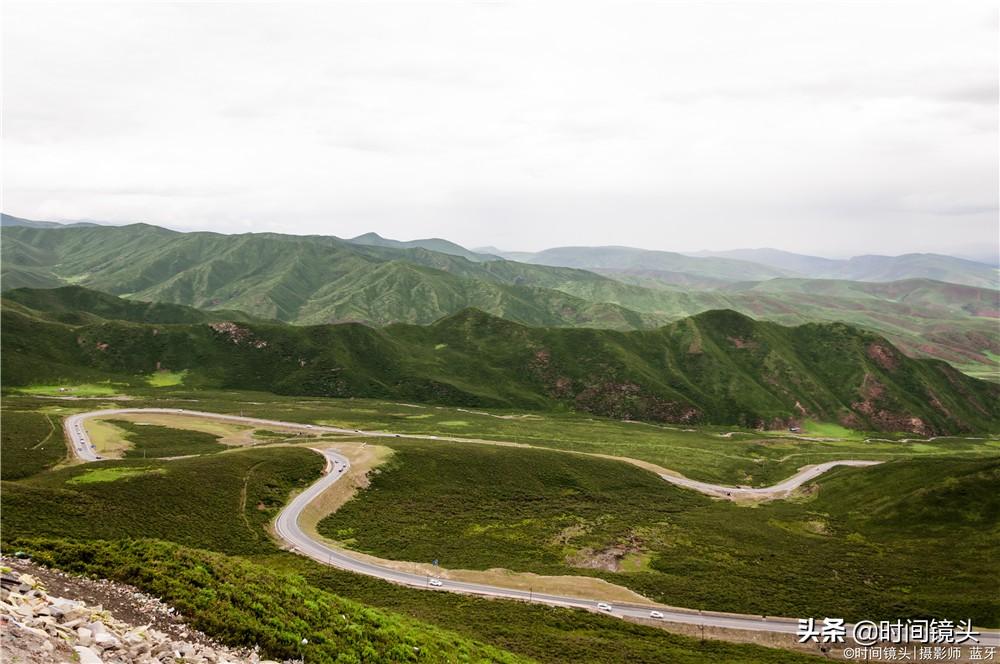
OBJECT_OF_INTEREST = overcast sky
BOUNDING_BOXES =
[3,2,998,259]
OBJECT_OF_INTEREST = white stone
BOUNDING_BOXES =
[74,645,105,664]
[94,631,121,649]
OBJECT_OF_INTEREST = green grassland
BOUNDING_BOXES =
[17,381,122,397]
[318,440,1000,626]
[0,404,820,663]
[66,466,167,484]
[271,550,822,664]
[3,446,324,554]
[10,539,819,664]
[0,409,66,479]
[5,294,999,435]
[14,538,532,664]
[2,228,996,662]
[147,370,187,387]
[49,389,992,487]
[4,222,998,375]
[7,390,997,487]
[106,419,229,458]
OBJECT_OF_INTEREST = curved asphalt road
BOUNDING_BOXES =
[62,408,1000,644]
[658,460,882,499]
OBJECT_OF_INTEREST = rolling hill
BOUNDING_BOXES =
[2,286,265,325]
[0,213,100,229]
[0,222,665,329]
[502,244,999,289]
[515,245,792,281]
[3,220,997,378]
[4,288,997,434]
[692,248,998,289]
[346,231,499,261]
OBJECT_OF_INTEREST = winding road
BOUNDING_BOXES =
[658,460,881,499]
[62,408,999,645]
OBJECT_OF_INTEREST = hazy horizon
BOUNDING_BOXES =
[4,2,998,260]
[4,210,997,264]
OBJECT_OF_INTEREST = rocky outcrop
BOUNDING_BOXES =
[0,566,284,664]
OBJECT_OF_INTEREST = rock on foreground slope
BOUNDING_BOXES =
[0,560,283,664]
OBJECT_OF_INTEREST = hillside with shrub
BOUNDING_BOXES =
[4,289,997,433]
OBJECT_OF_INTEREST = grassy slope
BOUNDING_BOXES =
[346,231,496,261]
[3,225,997,374]
[14,539,817,664]
[317,440,1000,626]
[522,246,791,281]
[3,446,323,554]
[550,277,1000,373]
[3,285,264,325]
[7,396,993,632]
[5,299,998,433]
[11,389,998,486]
[820,254,998,288]
[15,539,532,664]
[0,410,66,480]
[106,419,229,458]
[0,225,665,330]
[525,247,999,291]
[0,404,817,664]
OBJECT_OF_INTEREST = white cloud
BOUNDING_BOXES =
[2,1,997,257]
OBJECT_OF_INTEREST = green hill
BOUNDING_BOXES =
[823,253,998,288]
[0,224,664,330]
[2,286,264,325]
[522,245,791,281]
[4,291,997,433]
[11,539,531,664]
[347,231,499,261]
[693,248,998,288]
[3,223,997,377]
[722,277,999,315]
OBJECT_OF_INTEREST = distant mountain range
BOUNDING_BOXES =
[346,232,499,262]
[0,214,100,230]
[484,245,998,289]
[5,286,997,434]
[692,248,999,287]
[0,220,663,329]
[2,214,997,379]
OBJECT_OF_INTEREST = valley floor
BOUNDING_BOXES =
[2,389,998,663]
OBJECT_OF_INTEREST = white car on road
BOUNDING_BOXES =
[650,611,664,619]
[597,602,612,613]
[429,579,443,587]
